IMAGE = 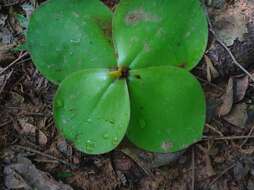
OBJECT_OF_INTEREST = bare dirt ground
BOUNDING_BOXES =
[1,0,254,189]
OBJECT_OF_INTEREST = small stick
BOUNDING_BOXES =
[206,124,224,137]
[191,147,195,190]
[33,159,59,164]
[240,125,254,148]
[0,120,12,128]
[12,145,77,169]
[120,148,153,176]
[203,135,254,141]
[0,52,28,75]
[208,164,236,187]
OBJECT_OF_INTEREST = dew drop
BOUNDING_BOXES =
[103,134,109,139]
[85,140,95,152]
[112,137,118,145]
[70,39,81,43]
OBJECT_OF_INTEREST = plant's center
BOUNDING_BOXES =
[109,67,129,79]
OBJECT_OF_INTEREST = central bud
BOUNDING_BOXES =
[109,67,129,79]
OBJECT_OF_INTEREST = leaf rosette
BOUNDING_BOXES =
[27,0,208,154]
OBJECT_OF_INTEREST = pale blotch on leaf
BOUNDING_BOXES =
[161,141,172,152]
[125,8,161,25]
[143,42,151,52]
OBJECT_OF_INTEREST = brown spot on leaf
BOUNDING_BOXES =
[135,74,142,79]
[143,42,151,52]
[94,17,112,42]
[101,22,112,39]
[178,63,187,68]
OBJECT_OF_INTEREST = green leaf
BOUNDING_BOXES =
[56,171,74,179]
[53,69,130,154]
[27,0,208,155]
[113,0,208,70]
[27,0,116,83]
[127,66,206,153]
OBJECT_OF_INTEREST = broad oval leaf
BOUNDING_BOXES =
[127,66,206,153]
[113,0,208,70]
[53,69,130,154]
[27,0,116,83]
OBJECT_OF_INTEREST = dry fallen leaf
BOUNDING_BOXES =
[234,75,249,102]
[219,77,234,116]
[205,55,219,82]
[224,103,248,127]
[209,0,254,46]
[17,119,47,145]
[4,154,73,190]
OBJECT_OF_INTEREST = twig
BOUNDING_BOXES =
[203,135,254,141]
[197,145,216,177]
[33,159,59,164]
[206,12,254,82]
[0,52,29,75]
[213,35,254,82]
[0,70,13,94]
[12,145,77,169]
[191,147,195,190]
[240,125,254,148]
[206,124,224,137]
[0,120,12,128]
[208,163,236,187]
[120,148,153,176]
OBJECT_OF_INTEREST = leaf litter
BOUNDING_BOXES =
[1,0,254,189]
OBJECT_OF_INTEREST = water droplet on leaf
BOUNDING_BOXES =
[70,39,81,43]
[112,137,118,145]
[103,134,109,139]
[85,140,95,152]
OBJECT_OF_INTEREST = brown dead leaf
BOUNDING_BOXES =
[4,154,73,190]
[66,159,120,190]
[121,147,182,169]
[138,174,165,190]
[209,0,254,46]
[224,103,248,127]
[219,77,234,116]
[17,119,47,145]
[205,55,219,82]
[235,75,249,102]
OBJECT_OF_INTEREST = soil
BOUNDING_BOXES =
[1,0,254,190]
